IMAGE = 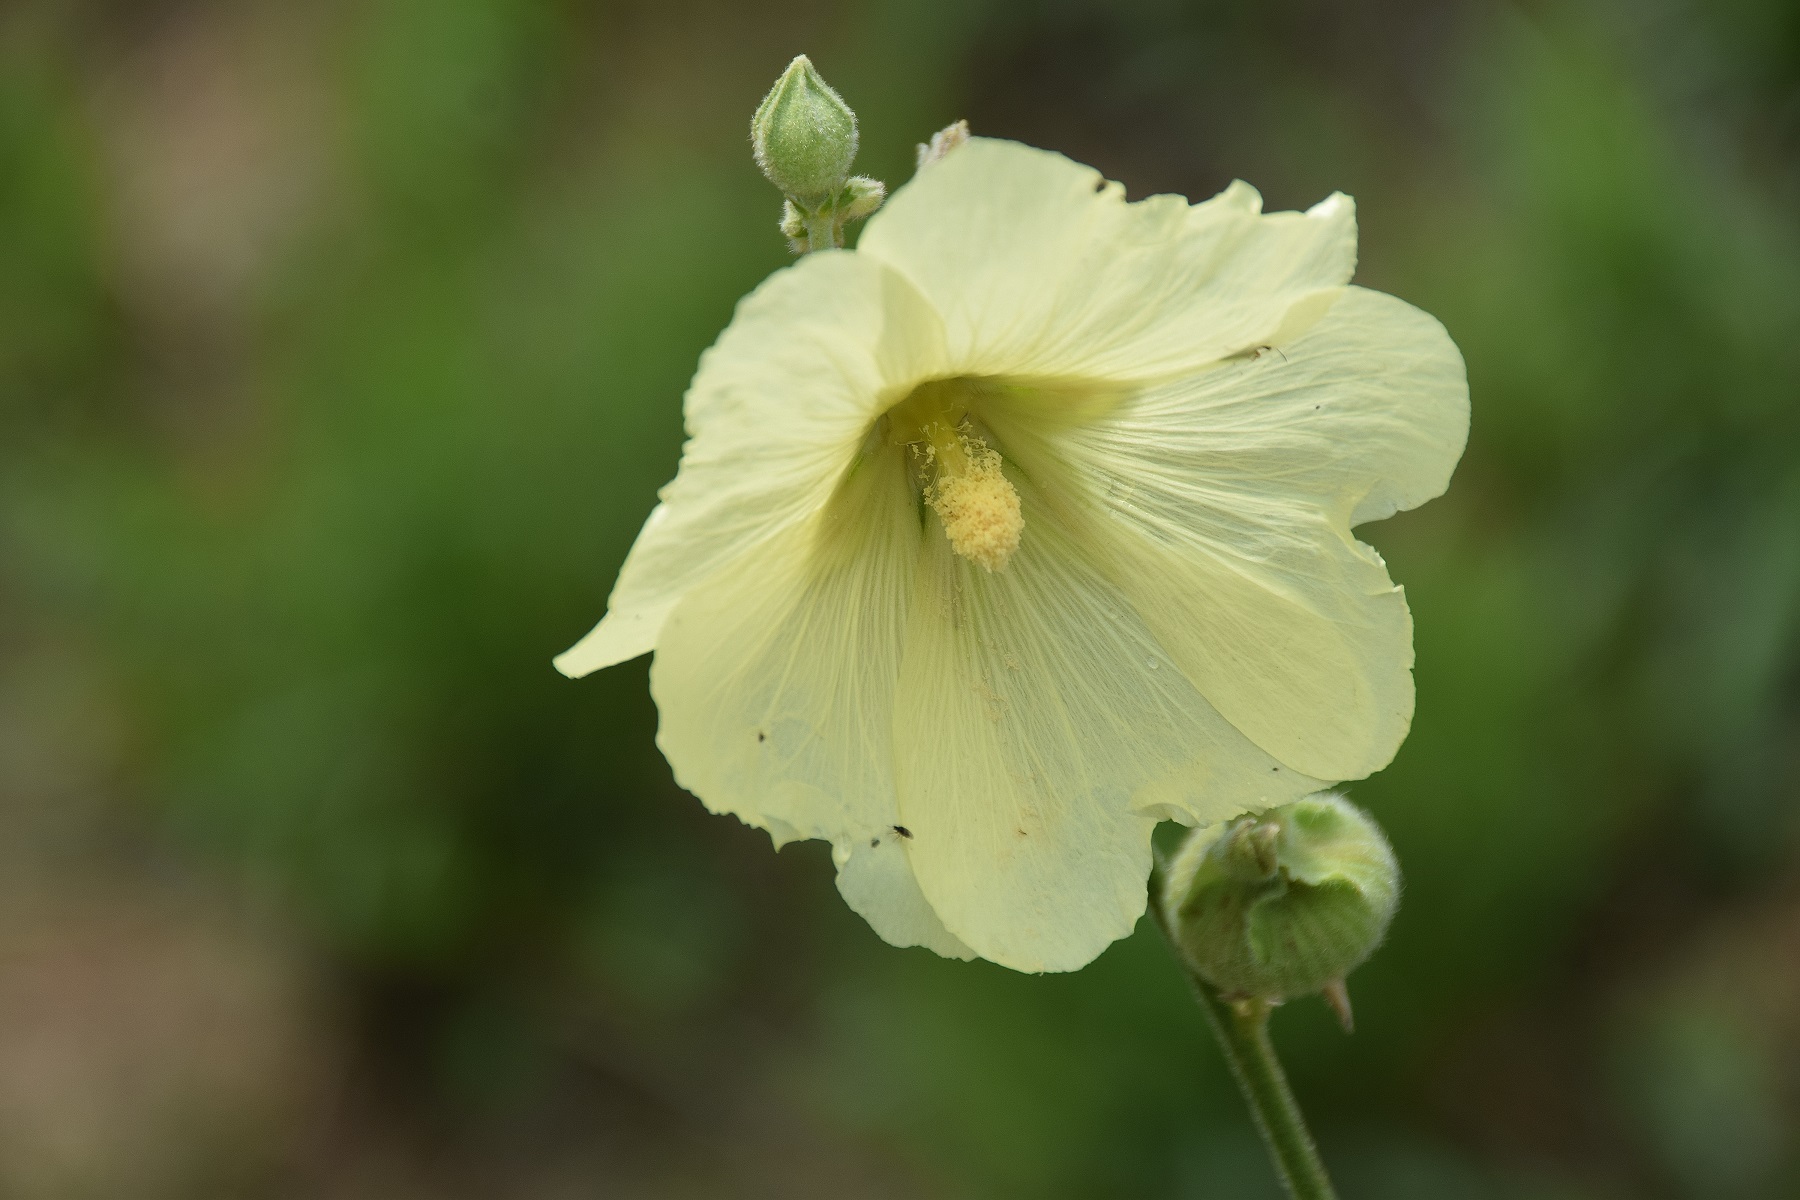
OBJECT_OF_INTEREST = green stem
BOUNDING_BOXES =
[1191,984,1339,1200]
[1149,867,1339,1200]
[804,207,839,253]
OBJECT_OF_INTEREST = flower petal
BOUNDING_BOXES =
[890,486,1329,974]
[985,286,1469,783]
[857,138,1356,382]
[834,836,975,961]
[555,251,945,677]
[648,446,970,957]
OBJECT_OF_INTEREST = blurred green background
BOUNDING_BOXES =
[3,0,1798,1196]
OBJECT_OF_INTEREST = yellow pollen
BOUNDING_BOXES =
[927,438,1022,572]
[887,379,1025,572]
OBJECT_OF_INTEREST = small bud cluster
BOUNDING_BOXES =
[778,176,885,255]
[751,56,885,253]
[1160,793,1399,1020]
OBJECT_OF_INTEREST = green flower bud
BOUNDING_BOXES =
[779,199,808,254]
[1159,793,1399,1008]
[839,175,885,220]
[751,55,859,204]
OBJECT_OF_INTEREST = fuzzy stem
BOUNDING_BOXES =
[804,207,838,253]
[1149,867,1339,1200]
[1192,985,1339,1200]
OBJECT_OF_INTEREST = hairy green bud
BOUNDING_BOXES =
[1160,793,1399,1009]
[779,199,808,254]
[751,55,858,204]
[840,175,885,220]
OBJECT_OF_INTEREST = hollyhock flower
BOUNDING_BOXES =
[557,137,1468,973]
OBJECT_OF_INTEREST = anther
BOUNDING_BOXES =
[886,380,1025,572]
[928,437,1022,572]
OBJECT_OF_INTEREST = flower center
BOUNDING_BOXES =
[886,379,1023,572]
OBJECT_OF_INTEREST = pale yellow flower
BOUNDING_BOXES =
[557,138,1468,973]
